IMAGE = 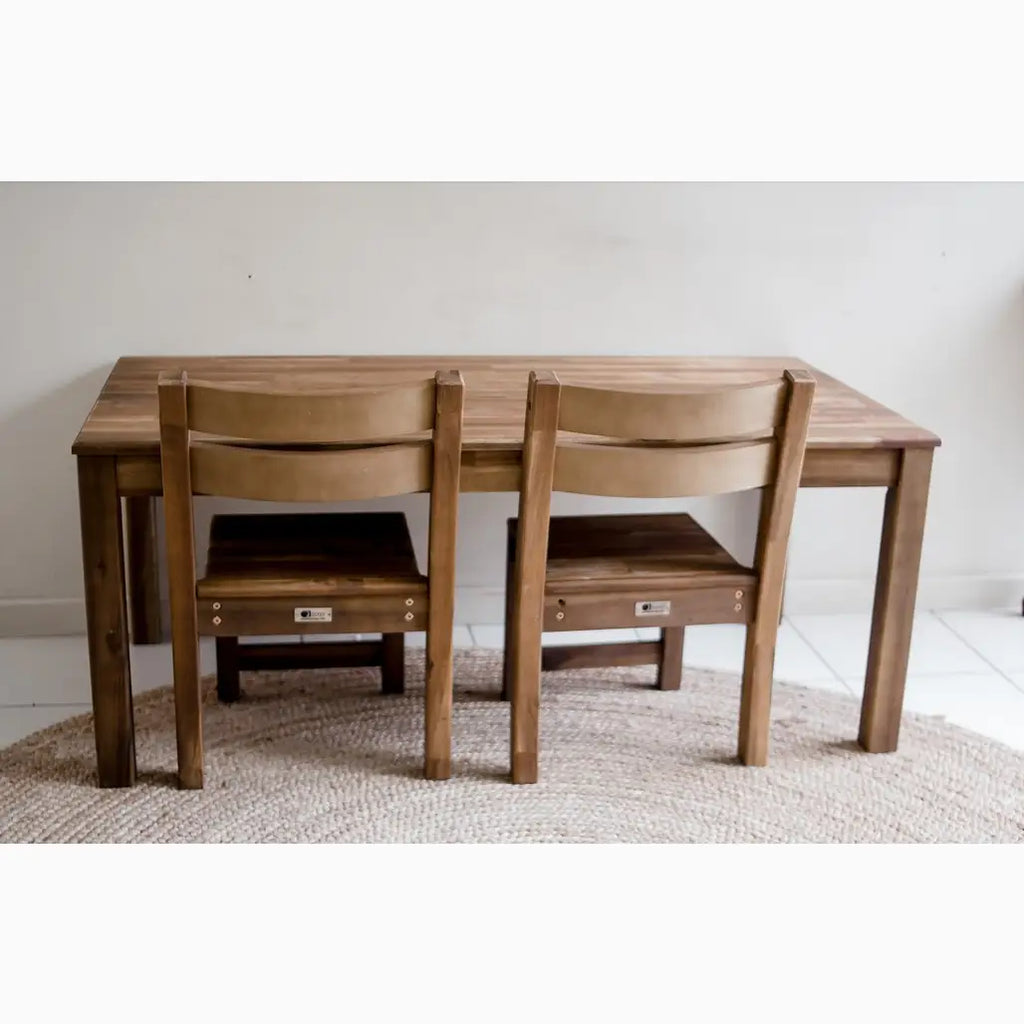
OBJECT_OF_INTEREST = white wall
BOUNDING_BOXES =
[1,182,1023,634]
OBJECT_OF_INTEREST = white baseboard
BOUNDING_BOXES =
[2,577,1022,637]
[0,599,87,637]
[454,588,506,626]
[778,577,1024,616]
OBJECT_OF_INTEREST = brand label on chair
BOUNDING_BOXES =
[294,607,333,623]
[635,600,671,617]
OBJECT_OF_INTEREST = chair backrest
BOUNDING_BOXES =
[159,373,462,503]
[158,369,464,599]
[513,368,815,585]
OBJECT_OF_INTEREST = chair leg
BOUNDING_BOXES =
[510,625,541,784]
[508,545,542,784]
[172,633,204,790]
[656,627,684,690]
[216,637,241,703]
[737,614,777,766]
[424,623,453,780]
[500,537,514,701]
[381,633,405,694]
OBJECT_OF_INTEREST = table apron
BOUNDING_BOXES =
[113,446,901,496]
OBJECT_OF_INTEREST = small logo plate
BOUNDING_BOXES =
[635,600,671,617]
[295,607,333,623]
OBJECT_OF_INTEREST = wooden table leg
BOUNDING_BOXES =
[125,495,163,644]
[656,627,684,690]
[859,448,933,753]
[78,456,136,787]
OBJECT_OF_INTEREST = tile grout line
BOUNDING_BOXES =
[783,612,1023,692]
[782,616,855,693]
[930,611,1024,694]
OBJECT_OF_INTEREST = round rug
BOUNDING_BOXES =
[1,649,1021,842]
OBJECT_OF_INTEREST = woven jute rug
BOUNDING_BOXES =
[1,649,1021,842]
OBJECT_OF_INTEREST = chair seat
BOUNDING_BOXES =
[198,512,426,599]
[509,513,757,594]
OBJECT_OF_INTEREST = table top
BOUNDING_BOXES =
[72,355,940,456]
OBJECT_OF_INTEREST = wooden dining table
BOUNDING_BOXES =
[72,355,940,787]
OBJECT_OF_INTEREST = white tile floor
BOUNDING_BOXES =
[2,610,1023,750]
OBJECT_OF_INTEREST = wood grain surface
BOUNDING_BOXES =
[74,355,939,457]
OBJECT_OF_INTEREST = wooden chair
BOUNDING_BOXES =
[158,370,464,789]
[504,369,815,784]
